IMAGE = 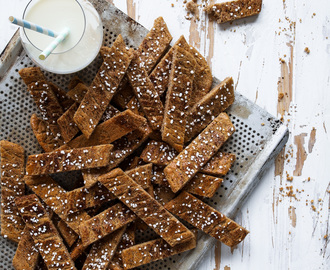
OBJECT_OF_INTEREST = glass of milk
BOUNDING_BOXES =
[20,0,103,74]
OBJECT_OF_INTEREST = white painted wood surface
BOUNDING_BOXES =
[1,0,329,269]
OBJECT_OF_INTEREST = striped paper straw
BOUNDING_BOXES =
[39,28,70,60]
[9,16,59,37]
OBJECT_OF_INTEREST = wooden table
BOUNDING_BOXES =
[1,0,329,269]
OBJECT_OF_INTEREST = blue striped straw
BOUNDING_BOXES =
[39,28,70,60]
[9,16,59,37]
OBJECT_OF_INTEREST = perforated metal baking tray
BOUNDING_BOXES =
[0,1,288,269]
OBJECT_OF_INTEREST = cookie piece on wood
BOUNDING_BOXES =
[185,77,235,143]
[26,144,113,175]
[79,203,136,247]
[57,102,80,143]
[30,114,64,152]
[15,194,77,270]
[25,175,91,234]
[68,110,146,148]
[127,53,164,130]
[0,140,25,242]
[184,173,223,198]
[66,82,88,103]
[165,192,249,247]
[161,46,196,152]
[205,0,262,24]
[82,226,126,270]
[99,168,194,247]
[12,226,40,270]
[200,152,236,177]
[121,231,197,269]
[164,113,235,193]
[74,35,133,138]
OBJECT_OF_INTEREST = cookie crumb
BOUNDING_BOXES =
[171,3,174,7]
[278,92,284,101]
[287,176,293,181]
[186,1,200,21]
[304,47,310,54]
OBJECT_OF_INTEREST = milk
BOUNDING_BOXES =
[20,0,103,74]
